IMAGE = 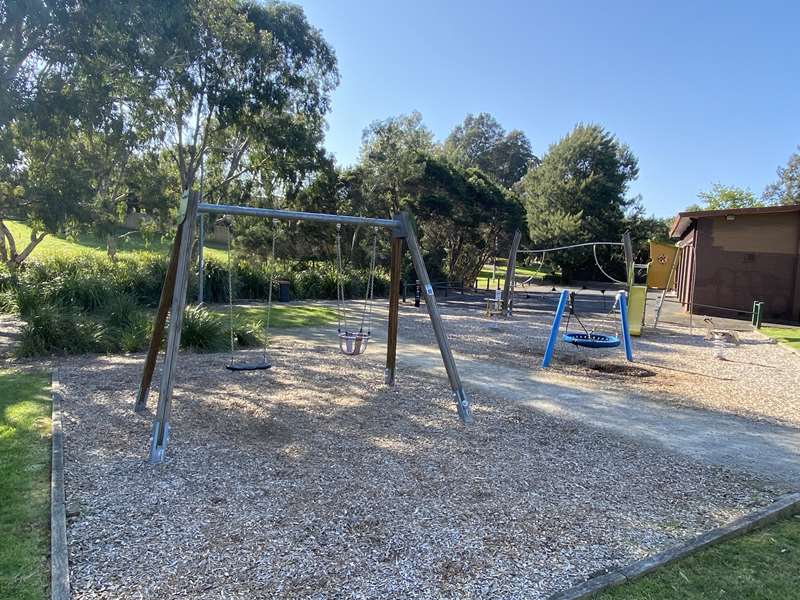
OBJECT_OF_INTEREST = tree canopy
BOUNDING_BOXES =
[519,124,638,278]
[443,112,536,188]
[0,0,339,267]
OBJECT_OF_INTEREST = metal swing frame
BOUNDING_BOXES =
[134,191,473,464]
[541,289,634,368]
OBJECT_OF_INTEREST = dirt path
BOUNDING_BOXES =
[274,324,800,488]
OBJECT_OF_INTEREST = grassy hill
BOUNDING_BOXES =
[4,221,227,262]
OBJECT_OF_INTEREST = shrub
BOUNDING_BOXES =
[116,312,153,353]
[232,320,264,349]
[16,304,106,357]
[180,305,226,352]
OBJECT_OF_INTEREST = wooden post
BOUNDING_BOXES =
[147,191,200,463]
[384,235,403,385]
[134,217,185,413]
[501,230,522,316]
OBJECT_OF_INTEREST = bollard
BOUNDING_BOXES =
[754,301,764,329]
[751,300,758,326]
[415,280,421,307]
[485,278,489,291]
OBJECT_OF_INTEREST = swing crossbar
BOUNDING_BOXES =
[198,203,401,231]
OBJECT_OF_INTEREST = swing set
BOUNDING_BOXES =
[133,192,473,464]
[541,289,633,368]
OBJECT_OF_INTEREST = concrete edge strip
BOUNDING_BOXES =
[549,491,800,600]
[51,368,70,600]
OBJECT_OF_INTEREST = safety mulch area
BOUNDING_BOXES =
[398,301,800,428]
[57,338,782,599]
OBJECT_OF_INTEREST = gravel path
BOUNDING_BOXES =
[58,338,782,600]
[395,300,800,428]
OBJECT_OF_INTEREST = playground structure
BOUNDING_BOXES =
[133,191,473,464]
[542,289,633,368]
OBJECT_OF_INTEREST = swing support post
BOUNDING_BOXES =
[384,233,403,385]
[137,202,472,463]
[542,290,569,368]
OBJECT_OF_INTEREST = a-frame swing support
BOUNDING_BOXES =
[137,194,472,464]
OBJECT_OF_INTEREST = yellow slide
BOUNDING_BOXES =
[627,284,647,336]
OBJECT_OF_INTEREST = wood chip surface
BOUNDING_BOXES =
[55,317,783,599]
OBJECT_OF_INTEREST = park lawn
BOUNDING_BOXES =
[4,220,226,262]
[597,515,800,600]
[475,257,553,290]
[0,370,51,600]
[210,304,338,329]
[761,326,800,351]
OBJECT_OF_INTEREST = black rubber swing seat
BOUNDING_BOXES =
[226,362,272,371]
[562,332,621,349]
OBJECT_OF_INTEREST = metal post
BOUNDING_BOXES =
[618,291,634,361]
[197,214,205,304]
[415,280,421,307]
[542,290,569,368]
[399,212,472,424]
[754,301,764,329]
[502,230,522,316]
[622,231,634,287]
[148,191,200,463]
[402,280,407,303]
[385,235,403,385]
[134,217,184,413]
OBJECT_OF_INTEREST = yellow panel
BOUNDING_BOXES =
[627,285,647,336]
[646,241,679,290]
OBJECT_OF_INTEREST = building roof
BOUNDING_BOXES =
[669,204,800,238]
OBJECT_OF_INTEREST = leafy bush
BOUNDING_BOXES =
[17,304,107,357]
[4,252,388,357]
[180,305,226,352]
[116,312,153,353]
[232,320,264,349]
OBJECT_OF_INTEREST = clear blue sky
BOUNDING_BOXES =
[296,0,800,217]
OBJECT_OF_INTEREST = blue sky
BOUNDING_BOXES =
[296,0,800,217]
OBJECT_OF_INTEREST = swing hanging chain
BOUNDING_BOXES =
[335,223,348,333]
[227,221,235,365]
[263,218,277,362]
[359,227,379,334]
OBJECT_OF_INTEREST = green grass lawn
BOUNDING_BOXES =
[210,303,338,329]
[475,257,554,290]
[4,220,226,262]
[761,326,800,351]
[597,515,800,599]
[0,370,51,600]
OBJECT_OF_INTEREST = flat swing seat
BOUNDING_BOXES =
[562,332,620,348]
[226,361,272,371]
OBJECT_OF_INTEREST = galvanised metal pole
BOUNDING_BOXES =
[148,191,200,463]
[399,212,473,425]
[199,203,400,231]
[197,214,205,304]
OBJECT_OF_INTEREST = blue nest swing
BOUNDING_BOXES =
[562,332,621,349]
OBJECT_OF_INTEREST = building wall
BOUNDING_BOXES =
[692,212,800,321]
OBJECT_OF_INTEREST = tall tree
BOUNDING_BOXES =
[519,124,638,279]
[697,183,760,210]
[414,156,523,283]
[0,0,339,268]
[358,111,434,215]
[763,146,800,205]
[443,112,536,188]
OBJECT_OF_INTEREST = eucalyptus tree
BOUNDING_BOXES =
[443,112,536,188]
